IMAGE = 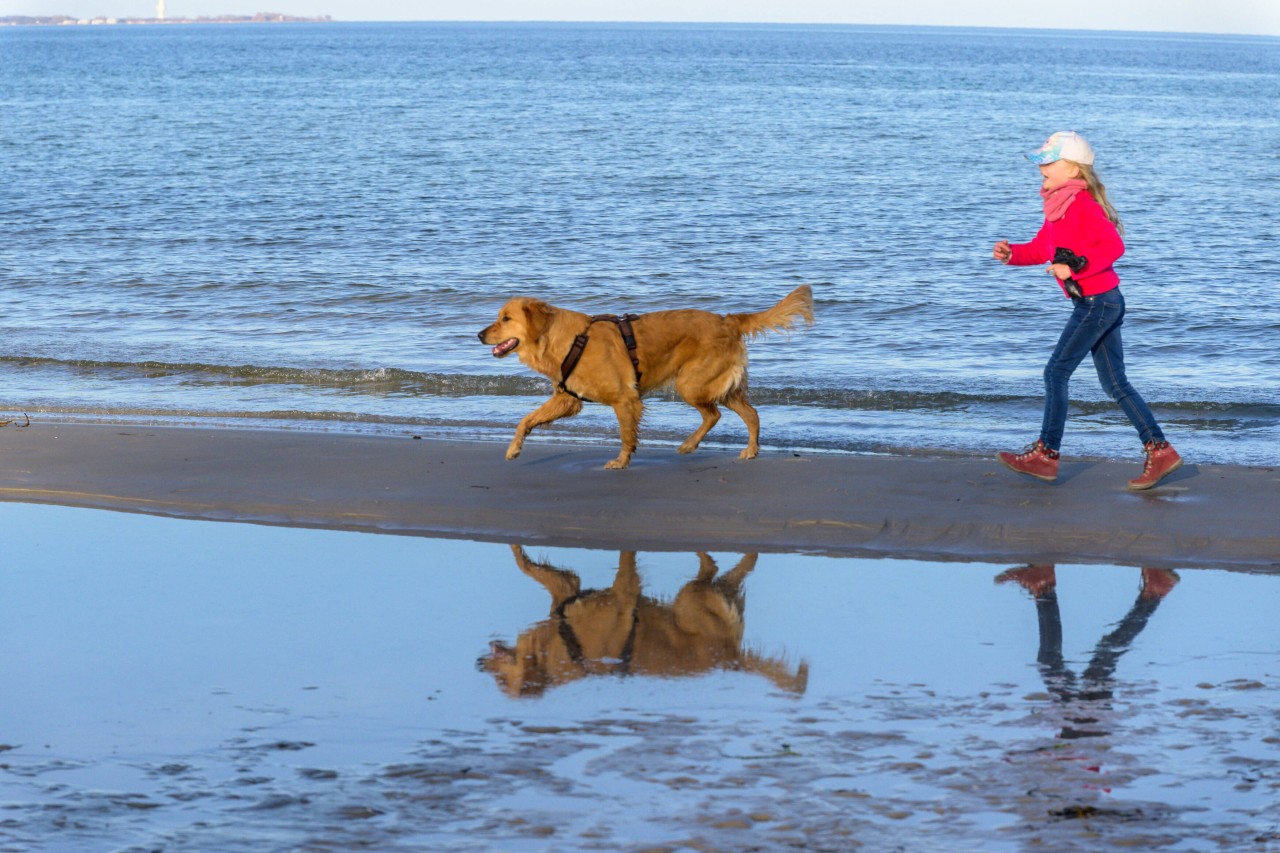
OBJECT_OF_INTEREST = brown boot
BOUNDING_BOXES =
[997,440,1060,483]
[1139,568,1180,600]
[1127,441,1182,491]
[995,564,1057,597]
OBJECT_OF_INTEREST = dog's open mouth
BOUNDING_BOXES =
[491,337,519,358]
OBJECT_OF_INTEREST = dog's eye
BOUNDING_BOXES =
[501,315,511,321]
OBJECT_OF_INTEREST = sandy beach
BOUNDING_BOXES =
[1,421,1276,570]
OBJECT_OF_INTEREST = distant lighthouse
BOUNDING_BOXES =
[156,0,166,19]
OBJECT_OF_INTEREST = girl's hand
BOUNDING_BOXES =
[992,240,1012,263]
[1046,263,1073,280]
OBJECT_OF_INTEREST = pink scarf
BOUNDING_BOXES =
[1041,178,1089,221]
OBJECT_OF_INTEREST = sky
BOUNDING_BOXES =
[5,0,1280,36]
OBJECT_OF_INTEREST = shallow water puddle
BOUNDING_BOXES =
[0,503,1277,851]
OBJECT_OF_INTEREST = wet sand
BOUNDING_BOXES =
[1,421,1278,569]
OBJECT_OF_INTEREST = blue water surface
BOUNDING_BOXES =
[1,23,1277,462]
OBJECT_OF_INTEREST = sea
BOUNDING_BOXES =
[2,22,1278,464]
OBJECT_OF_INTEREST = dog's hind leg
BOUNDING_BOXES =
[675,368,725,454]
[605,394,643,469]
[678,403,721,455]
[688,552,755,610]
[722,390,761,460]
[694,552,720,583]
[507,392,583,460]
[717,553,757,591]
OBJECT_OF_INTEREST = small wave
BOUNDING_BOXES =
[3,355,1279,422]
[0,355,548,397]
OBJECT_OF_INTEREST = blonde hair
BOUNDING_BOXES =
[1065,159,1124,236]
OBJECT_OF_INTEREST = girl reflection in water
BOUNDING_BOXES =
[997,565,1180,827]
[997,564,1178,739]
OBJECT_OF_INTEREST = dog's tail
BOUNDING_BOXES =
[728,285,814,340]
[737,651,810,695]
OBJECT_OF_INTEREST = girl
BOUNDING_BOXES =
[992,131,1181,490]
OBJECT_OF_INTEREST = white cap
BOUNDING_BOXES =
[1026,131,1095,166]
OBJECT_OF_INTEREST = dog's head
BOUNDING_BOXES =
[477,298,555,359]
[476,631,564,698]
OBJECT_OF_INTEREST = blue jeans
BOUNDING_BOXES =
[1039,288,1165,452]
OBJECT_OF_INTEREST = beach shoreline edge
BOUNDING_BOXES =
[1,421,1276,572]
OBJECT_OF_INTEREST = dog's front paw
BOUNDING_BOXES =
[604,457,631,470]
[738,446,759,460]
[505,444,522,460]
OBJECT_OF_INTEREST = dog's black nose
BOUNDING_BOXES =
[477,330,486,343]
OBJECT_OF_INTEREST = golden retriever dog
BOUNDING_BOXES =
[477,285,814,468]
[478,545,808,699]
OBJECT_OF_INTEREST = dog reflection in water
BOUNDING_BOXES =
[478,546,808,698]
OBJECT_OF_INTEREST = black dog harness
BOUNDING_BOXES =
[554,593,639,676]
[557,314,642,399]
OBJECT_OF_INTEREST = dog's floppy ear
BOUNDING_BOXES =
[522,300,555,340]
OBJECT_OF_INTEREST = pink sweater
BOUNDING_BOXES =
[1008,192,1124,298]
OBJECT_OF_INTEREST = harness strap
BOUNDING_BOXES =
[607,314,642,381]
[557,605,587,665]
[557,313,642,399]
[554,593,639,676]
[616,611,639,673]
[558,333,592,398]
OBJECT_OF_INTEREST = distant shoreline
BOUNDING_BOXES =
[4,19,1273,38]
[1,13,331,26]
